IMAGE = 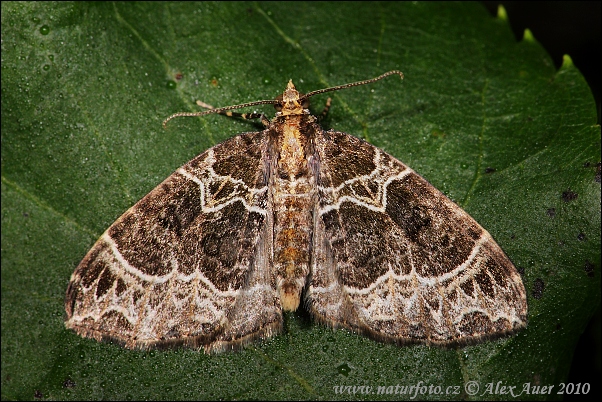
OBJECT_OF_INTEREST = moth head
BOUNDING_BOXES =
[274,80,310,115]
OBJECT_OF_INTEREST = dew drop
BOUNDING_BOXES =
[336,363,352,376]
[39,25,50,35]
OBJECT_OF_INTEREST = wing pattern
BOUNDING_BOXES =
[308,130,527,344]
[65,131,282,352]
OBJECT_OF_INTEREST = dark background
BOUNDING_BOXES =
[482,2,601,398]
[482,2,600,120]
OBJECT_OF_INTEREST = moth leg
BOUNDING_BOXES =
[318,97,332,120]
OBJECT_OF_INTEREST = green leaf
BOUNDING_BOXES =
[2,2,599,400]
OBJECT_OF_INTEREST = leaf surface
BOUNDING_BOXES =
[1,2,599,400]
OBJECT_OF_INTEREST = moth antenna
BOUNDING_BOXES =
[301,70,404,101]
[163,71,403,128]
[163,99,278,128]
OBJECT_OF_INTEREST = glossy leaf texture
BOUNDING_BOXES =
[2,2,600,400]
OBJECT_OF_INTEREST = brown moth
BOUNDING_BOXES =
[65,71,527,353]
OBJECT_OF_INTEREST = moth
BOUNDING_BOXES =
[65,71,527,352]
